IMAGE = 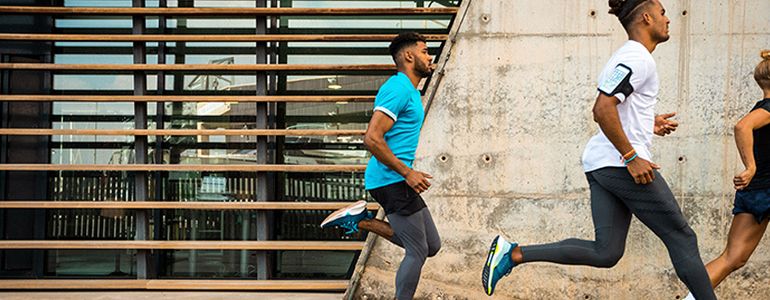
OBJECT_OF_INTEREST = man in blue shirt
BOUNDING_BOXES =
[321,32,441,300]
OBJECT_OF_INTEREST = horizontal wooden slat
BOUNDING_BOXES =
[0,63,396,72]
[0,33,448,42]
[0,279,149,290]
[0,201,379,210]
[0,164,366,172]
[0,95,375,102]
[0,279,349,291]
[0,6,458,16]
[0,240,364,250]
[0,129,365,136]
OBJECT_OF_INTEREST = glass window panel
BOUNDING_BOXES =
[156,249,359,279]
[274,250,357,279]
[65,0,133,7]
[54,75,134,91]
[55,18,132,29]
[46,250,137,277]
[286,74,388,91]
[54,75,173,91]
[288,18,453,29]
[52,148,137,165]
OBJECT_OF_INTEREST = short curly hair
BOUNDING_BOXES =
[388,32,427,62]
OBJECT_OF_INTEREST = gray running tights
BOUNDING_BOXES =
[387,207,442,300]
[520,167,716,300]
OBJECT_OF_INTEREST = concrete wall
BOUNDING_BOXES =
[354,0,770,299]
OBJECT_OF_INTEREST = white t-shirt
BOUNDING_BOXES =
[582,40,660,172]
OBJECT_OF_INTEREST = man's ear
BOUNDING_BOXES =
[641,11,653,25]
[403,49,415,63]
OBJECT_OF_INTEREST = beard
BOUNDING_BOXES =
[414,59,433,78]
[654,25,670,43]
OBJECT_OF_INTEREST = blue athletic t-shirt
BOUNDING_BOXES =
[364,72,425,190]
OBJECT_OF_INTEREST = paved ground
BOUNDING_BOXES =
[0,292,343,300]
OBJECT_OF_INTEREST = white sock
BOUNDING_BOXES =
[683,292,695,300]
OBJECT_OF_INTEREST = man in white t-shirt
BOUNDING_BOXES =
[481,1,717,299]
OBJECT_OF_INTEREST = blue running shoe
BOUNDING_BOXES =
[320,200,371,234]
[482,235,518,296]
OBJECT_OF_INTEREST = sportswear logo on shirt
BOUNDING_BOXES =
[598,64,634,98]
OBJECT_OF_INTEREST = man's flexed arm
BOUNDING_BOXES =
[592,94,660,184]
[364,111,432,193]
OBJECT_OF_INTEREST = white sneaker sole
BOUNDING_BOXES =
[320,200,368,228]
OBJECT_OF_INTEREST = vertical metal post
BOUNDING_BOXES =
[253,0,270,280]
[132,0,150,280]
[175,0,192,277]
[0,57,6,270]
[153,0,168,277]
[34,4,55,276]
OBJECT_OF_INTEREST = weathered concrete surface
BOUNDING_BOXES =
[355,0,770,299]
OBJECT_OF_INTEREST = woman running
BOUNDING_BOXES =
[683,50,770,299]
